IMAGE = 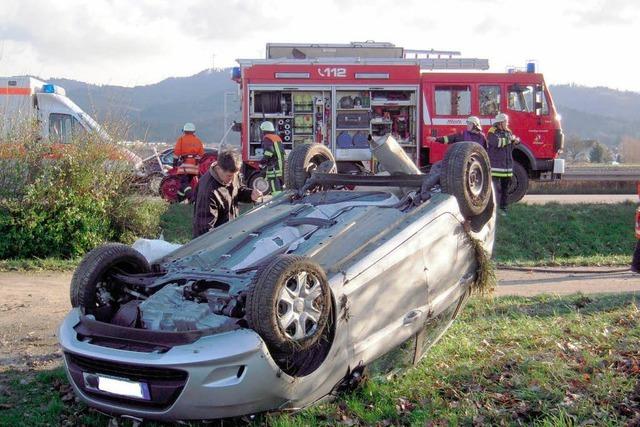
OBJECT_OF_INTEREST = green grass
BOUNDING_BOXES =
[494,202,636,266]
[0,257,80,272]
[1,293,638,425]
[0,202,635,270]
[158,203,193,244]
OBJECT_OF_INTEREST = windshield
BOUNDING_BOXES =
[56,95,111,141]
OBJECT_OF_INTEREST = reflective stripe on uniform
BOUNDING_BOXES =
[264,151,273,157]
[274,141,284,175]
[492,171,513,177]
[443,136,449,144]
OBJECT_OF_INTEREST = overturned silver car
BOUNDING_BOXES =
[59,136,496,422]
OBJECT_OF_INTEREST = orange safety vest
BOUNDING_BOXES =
[174,134,205,165]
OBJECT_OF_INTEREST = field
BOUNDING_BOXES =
[494,202,636,266]
[1,293,638,426]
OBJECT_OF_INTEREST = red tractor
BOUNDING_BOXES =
[159,152,217,203]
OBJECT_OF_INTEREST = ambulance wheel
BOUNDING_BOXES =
[285,143,335,190]
[506,162,528,205]
[441,142,492,217]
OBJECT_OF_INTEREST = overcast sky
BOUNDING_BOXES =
[1,0,638,91]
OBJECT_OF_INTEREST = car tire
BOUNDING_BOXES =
[506,161,528,205]
[285,143,335,190]
[469,189,496,233]
[441,142,492,217]
[70,243,150,319]
[246,255,331,353]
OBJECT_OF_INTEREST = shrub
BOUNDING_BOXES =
[0,120,168,259]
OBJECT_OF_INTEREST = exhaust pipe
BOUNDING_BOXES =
[369,134,421,175]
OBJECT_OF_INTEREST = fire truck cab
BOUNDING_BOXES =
[422,72,564,202]
[233,42,564,201]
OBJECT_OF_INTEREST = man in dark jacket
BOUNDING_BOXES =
[192,150,262,238]
[432,116,486,147]
[259,121,286,194]
[487,113,520,214]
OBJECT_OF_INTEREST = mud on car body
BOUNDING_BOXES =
[59,136,496,422]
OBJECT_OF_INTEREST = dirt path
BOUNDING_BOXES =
[496,266,640,296]
[1,268,638,373]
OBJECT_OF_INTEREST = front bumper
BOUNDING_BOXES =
[59,309,303,421]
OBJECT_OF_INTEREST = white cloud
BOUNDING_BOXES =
[0,0,639,91]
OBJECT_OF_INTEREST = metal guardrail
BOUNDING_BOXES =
[563,167,640,181]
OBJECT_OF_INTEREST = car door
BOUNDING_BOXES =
[345,219,430,366]
[422,212,474,315]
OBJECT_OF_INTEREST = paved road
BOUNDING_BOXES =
[522,194,637,204]
[495,266,639,296]
[1,269,638,372]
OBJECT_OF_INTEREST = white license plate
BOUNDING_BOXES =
[85,373,150,400]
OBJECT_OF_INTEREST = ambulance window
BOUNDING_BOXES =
[70,116,87,137]
[49,113,73,143]
[434,85,471,116]
[508,85,535,113]
[479,85,501,116]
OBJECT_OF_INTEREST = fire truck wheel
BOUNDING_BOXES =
[247,171,271,194]
[441,142,492,217]
[285,143,336,190]
[506,162,529,205]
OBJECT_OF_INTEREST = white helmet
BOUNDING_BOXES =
[493,113,509,125]
[183,122,196,132]
[260,121,275,132]
[466,116,481,128]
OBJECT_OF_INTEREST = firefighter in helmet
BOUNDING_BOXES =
[259,121,285,194]
[487,113,520,215]
[173,122,205,200]
[432,116,487,147]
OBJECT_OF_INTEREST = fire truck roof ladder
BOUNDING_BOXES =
[255,42,489,70]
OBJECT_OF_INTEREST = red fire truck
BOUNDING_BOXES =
[232,42,564,202]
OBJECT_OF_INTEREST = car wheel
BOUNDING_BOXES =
[441,142,492,217]
[285,143,335,190]
[506,161,528,205]
[70,243,150,320]
[246,255,331,353]
[469,189,496,233]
